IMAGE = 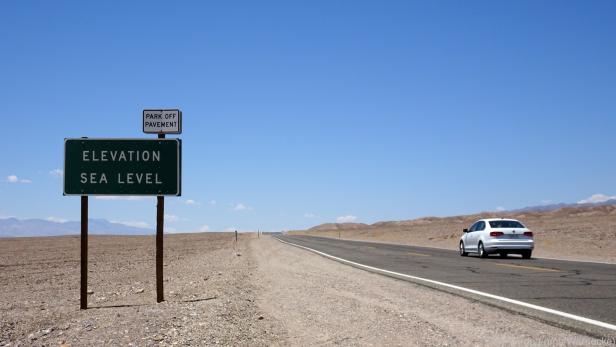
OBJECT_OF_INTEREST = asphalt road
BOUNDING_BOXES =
[276,235,616,330]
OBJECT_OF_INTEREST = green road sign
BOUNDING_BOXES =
[64,138,181,196]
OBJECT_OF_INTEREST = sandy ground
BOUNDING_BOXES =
[1,233,613,346]
[253,237,612,346]
[292,205,616,264]
[0,233,284,346]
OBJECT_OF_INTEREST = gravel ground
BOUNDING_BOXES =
[1,233,613,346]
[0,233,284,346]
[253,236,613,346]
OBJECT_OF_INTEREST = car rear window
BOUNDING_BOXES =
[489,220,525,228]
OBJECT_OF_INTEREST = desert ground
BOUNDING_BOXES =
[1,233,613,346]
[0,234,283,346]
[292,204,616,263]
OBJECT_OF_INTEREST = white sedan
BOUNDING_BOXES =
[459,218,534,259]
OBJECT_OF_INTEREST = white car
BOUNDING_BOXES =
[459,218,534,259]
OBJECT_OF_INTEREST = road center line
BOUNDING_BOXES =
[275,237,616,332]
[494,263,561,272]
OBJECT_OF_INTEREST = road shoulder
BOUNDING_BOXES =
[252,236,612,346]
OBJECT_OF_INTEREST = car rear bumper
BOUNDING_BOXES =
[484,239,534,253]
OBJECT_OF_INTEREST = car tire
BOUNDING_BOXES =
[522,250,532,259]
[499,252,508,258]
[459,242,468,256]
[478,242,488,258]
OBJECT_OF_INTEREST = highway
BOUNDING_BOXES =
[276,235,616,336]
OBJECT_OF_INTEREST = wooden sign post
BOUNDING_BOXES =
[144,109,184,303]
[143,109,183,303]
[156,134,165,303]
[80,195,88,310]
[64,109,182,309]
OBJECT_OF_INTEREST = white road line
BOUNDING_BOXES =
[275,237,616,332]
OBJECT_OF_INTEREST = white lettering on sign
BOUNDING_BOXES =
[81,150,161,162]
[79,172,163,185]
[116,173,163,184]
[80,172,108,184]
[143,109,182,134]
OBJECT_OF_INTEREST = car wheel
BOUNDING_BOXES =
[459,242,468,256]
[522,250,532,259]
[478,242,488,258]
[499,252,508,258]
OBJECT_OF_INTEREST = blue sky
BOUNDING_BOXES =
[1,1,615,232]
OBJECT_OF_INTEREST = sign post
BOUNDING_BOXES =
[65,108,182,309]
[80,195,88,310]
[141,109,183,303]
[156,134,165,303]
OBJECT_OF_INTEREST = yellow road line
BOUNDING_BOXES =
[407,252,430,257]
[494,263,560,272]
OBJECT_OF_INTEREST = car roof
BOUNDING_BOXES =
[481,218,521,222]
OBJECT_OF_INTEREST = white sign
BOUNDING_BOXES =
[143,109,182,134]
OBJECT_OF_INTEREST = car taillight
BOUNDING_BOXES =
[524,231,533,237]
[490,231,504,237]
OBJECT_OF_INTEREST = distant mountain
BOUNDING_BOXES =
[309,222,369,231]
[509,199,616,214]
[0,218,153,237]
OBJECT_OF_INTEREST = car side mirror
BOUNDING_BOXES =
[463,228,469,233]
